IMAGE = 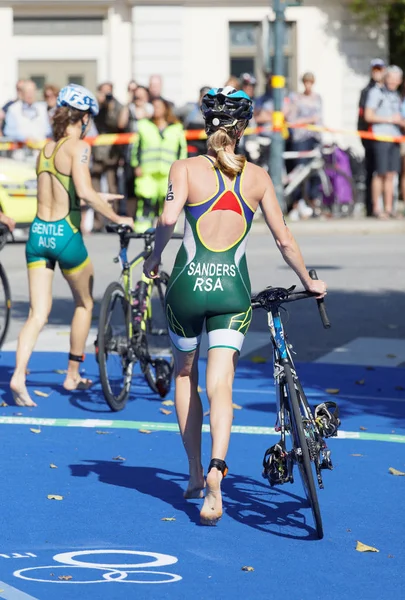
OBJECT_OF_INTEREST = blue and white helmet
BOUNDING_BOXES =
[57,84,99,116]
[201,87,253,135]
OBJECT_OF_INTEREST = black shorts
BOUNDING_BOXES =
[372,141,401,175]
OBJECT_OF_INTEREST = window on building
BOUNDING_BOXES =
[229,21,296,94]
[13,17,104,36]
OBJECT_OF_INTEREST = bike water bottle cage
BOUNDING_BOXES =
[314,402,340,438]
[208,458,228,478]
[69,353,85,363]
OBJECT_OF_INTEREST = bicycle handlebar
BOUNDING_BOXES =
[106,224,183,241]
[251,269,331,329]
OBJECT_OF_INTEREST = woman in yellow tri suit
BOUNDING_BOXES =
[144,87,327,525]
[10,84,133,407]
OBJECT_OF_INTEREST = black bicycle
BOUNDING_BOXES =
[0,224,11,349]
[251,270,340,539]
[95,224,181,412]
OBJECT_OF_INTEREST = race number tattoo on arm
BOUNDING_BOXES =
[80,147,89,164]
[165,181,174,202]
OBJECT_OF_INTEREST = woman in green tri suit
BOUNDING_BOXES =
[10,84,133,407]
[144,87,327,525]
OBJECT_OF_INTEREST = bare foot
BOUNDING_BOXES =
[10,377,37,407]
[200,469,223,526]
[184,460,205,499]
[63,374,93,391]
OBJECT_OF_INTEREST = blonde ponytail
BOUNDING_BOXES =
[207,129,246,178]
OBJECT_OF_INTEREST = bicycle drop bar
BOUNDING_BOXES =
[251,269,331,329]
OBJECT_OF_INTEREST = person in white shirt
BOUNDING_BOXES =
[3,80,51,142]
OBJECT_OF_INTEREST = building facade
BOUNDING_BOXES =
[0,0,388,147]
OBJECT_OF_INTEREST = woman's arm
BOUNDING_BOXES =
[72,140,133,227]
[259,170,326,297]
[143,159,188,278]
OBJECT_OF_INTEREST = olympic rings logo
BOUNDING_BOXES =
[14,550,182,585]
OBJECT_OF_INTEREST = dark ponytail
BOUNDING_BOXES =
[52,107,88,141]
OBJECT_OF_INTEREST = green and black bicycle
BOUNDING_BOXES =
[95,224,180,412]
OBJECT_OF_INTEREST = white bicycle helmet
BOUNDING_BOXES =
[57,84,99,116]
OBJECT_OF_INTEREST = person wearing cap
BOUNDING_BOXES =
[240,73,257,100]
[10,84,134,407]
[357,59,386,217]
[365,65,404,218]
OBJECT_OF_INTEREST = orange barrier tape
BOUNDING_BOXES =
[1,122,405,150]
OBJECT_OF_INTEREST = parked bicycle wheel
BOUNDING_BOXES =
[97,281,134,412]
[143,271,174,398]
[284,362,323,539]
[0,263,11,349]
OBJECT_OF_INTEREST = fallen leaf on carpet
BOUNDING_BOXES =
[50,573,54,576]
[47,495,63,501]
[54,369,68,375]
[160,408,172,415]
[356,541,379,553]
[13,412,23,416]
[325,388,340,395]
[232,403,242,410]
[138,429,152,434]
[351,454,363,457]
[1,402,8,407]
[161,399,174,406]
[57,331,70,336]
[203,410,210,417]
[198,385,203,392]
[30,428,41,434]
[96,431,110,435]
[33,390,49,398]
[389,467,405,476]
[112,456,126,462]
[161,517,176,521]
[355,380,365,385]
[395,386,405,391]
[388,555,394,558]
[58,575,72,581]
[50,464,58,469]
[251,356,266,363]
[242,566,254,571]
[359,426,367,431]
[346,529,351,532]
[386,354,397,359]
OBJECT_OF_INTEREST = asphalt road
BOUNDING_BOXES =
[1,220,404,362]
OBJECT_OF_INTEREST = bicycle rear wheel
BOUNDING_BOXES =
[144,271,174,397]
[97,282,134,412]
[0,263,11,349]
[284,362,323,539]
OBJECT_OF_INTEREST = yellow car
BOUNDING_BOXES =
[0,157,37,232]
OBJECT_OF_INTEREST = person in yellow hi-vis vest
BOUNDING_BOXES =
[131,97,187,232]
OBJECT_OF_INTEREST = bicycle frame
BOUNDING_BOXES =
[117,241,154,339]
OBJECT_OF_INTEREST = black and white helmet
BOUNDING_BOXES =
[201,87,253,135]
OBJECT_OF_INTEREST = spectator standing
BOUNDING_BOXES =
[43,84,60,121]
[224,76,240,90]
[3,80,51,149]
[286,72,323,220]
[240,73,257,101]
[148,75,174,107]
[92,82,123,231]
[357,58,386,217]
[131,97,187,232]
[365,65,404,219]
[2,79,25,115]
[118,85,153,219]
[176,85,211,157]
[400,84,405,207]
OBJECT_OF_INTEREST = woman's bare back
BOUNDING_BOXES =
[185,155,265,251]
[36,138,78,221]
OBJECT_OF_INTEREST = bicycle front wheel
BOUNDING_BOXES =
[97,282,134,412]
[0,263,11,349]
[284,362,323,539]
